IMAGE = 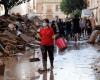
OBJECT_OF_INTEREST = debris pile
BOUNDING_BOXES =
[91,57,100,73]
[0,14,41,57]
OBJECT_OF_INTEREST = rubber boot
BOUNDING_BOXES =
[43,61,47,70]
[50,61,54,70]
[38,61,47,74]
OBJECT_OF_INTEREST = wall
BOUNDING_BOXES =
[87,0,100,25]
[36,0,66,19]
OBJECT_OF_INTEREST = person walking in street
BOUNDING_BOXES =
[57,19,65,37]
[64,18,72,40]
[79,18,86,37]
[72,15,81,41]
[39,19,55,71]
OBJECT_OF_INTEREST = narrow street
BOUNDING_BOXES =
[0,0,100,80]
[2,41,100,80]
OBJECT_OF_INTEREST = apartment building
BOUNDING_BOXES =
[36,0,65,19]
[0,0,65,19]
[87,0,100,24]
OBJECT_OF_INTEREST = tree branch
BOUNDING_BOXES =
[0,1,4,4]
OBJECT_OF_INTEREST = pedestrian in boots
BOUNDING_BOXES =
[39,19,55,71]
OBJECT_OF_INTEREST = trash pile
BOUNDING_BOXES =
[0,14,41,57]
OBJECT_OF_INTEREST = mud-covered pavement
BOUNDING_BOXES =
[2,41,100,80]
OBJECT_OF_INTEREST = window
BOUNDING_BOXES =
[56,5,59,11]
[87,1,90,7]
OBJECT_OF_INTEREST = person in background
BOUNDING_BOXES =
[89,17,96,30]
[57,19,65,37]
[86,19,92,37]
[51,20,57,35]
[72,15,81,41]
[64,18,72,40]
[79,18,86,37]
[39,19,55,71]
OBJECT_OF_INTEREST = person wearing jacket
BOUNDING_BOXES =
[39,19,55,71]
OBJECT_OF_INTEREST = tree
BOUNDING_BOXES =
[0,0,30,16]
[60,0,87,15]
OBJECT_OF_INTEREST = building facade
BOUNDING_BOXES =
[87,0,100,24]
[0,0,65,18]
[36,0,65,19]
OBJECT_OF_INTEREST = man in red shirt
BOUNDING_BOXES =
[39,19,54,71]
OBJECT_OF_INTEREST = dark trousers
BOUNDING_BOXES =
[87,28,92,36]
[41,45,54,68]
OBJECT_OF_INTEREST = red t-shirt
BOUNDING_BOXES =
[40,27,54,46]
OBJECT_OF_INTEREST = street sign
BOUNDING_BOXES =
[81,9,93,17]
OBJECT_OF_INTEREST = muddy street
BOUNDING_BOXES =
[1,41,100,80]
